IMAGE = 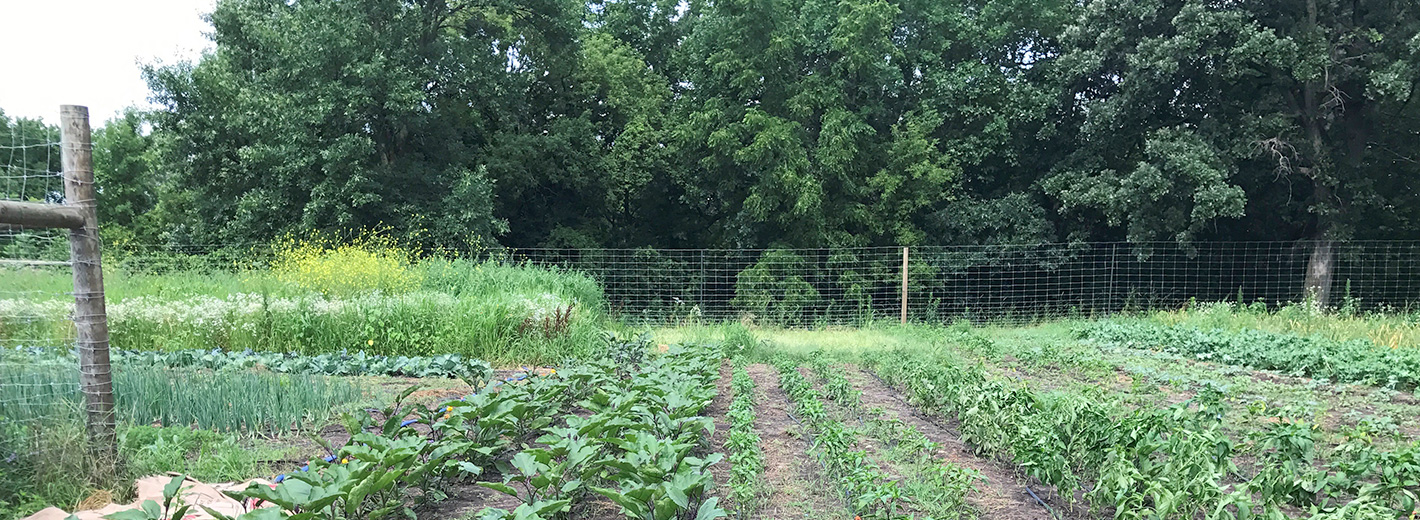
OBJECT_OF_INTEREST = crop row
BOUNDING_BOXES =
[865,345,1420,520]
[2,345,492,380]
[775,363,912,520]
[725,361,765,517]
[1080,320,1420,389]
[804,356,977,520]
[101,343,728,520]
[0,364,359,432]
[806,356,862,410]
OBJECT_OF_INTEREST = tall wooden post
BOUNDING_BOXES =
[900,247,908,324]
[62,105,116,471]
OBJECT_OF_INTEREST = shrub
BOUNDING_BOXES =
[733,250,821,324]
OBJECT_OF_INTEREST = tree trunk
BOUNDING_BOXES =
[1298,0,1337,310]
[1305,237,1335,309]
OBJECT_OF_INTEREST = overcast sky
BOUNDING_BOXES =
[0,0,216,124]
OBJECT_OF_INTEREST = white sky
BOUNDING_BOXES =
[0,0,216,125]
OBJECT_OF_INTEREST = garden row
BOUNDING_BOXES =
[0,364,360,432]
[1081,320,1420,389]
[3,345,492,380]
[771,355,979,520]
[102,341,729,520]
[866,339,1420,520]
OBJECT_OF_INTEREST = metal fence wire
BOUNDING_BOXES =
[497,242,1420,325]
[1,110,84,464]
[86,240,1420,326]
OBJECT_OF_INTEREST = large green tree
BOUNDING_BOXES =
[99,0,1420,277]
[669,0,1070,247]
[144,0,510,250]
[1047,0,1420,303]
[92,109,163,246]
[0,109,63,203]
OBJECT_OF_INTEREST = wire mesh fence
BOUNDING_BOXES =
[0,110,83,466]
[64,239,1420,328]
[498,242,1420,325]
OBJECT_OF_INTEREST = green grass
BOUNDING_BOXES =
[0,421,294,520]
[120,425,286,483]
[1149,300,1420,349]
[1,259,607,365]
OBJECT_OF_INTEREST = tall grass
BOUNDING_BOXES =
[1,248,608,365]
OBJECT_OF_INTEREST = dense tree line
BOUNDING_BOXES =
[6,0,1420,276]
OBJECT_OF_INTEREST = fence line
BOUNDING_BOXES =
[502,242,1377,325]
[50,239,1420,326]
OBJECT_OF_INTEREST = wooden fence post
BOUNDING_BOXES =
[901,247,908,324]
[62,105,116,472]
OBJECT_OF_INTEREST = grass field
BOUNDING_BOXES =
[5,244,1420,520]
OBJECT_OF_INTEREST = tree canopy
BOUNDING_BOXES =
[11,0,1418,254]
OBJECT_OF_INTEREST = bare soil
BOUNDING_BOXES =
[744,363,846,520]
[845,366,1071,520]
[424,480,524,518]
[705,359,734,509]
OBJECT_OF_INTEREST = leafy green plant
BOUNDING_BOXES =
[102,474,193,520]
[725,362,765,517]
[863,344,1420,520]
[1080,320,1420,389]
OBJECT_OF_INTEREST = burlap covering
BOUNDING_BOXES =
[23,475,277,520]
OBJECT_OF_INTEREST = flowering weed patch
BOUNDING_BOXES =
[268,234,422,298]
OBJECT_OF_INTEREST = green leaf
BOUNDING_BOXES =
[142,500,162,520]
[162,475,186,502]
[346,468,392,516]
[664,483,690,509]
[560,479,583,494]
[198,506,235,520]
[653,497,679,520]
[510,452,541,477]
[102,507,156,520]
[695,498,728,520]
[476,482,521,498]
[592,486,649,518]
[236,508,287,520]
[529,499,571,517]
